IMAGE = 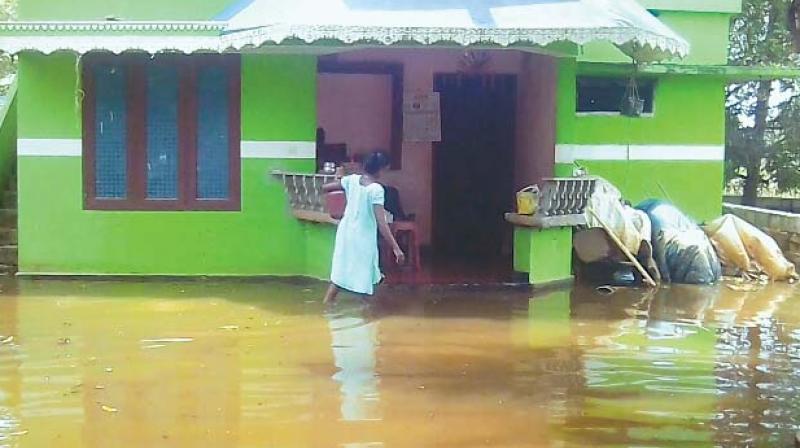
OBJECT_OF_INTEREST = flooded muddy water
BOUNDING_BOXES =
[0,279,798,447]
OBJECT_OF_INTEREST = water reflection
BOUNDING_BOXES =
[0,283,21,446]
[326,306,381,422]
[714,283,800,447]
[0,279,794,446]
[570,286,719,447]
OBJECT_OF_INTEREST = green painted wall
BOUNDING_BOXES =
[16,52,332,276]
[18,0,232,20]
[555,58,726,222]
[572,77,724,144]
[242,55,318,142]
[530,228,574,286]
[304,224,336,281]
[18,157,313,275]
[514,227,574,286]
[656,12,732,65]
[558,60,726,145]
[513,227,532,273]
[555,161,724,223]
[17,53,80,139]
[580,10,734,66]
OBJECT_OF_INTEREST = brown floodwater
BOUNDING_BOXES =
[0,278,798,447]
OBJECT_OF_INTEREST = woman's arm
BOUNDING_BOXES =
[323,170,346,192]
[374,204,405,264]
[322,179,343,193]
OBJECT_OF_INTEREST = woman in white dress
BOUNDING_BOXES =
[323,151,405,304]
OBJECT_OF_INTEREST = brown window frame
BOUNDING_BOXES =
[82,53,241,211]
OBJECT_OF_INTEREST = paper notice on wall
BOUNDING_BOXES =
[403,92,441,143]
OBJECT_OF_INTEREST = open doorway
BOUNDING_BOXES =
[315,49,556,285]
[430,74,517,281]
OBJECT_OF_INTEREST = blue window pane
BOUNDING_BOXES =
[197,66,230,200]
[94,64,127,199]
[146,64,179,200]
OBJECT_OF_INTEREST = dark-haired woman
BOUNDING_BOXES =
[322,151,405,304]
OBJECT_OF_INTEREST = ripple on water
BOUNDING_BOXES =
[0,280,794,446]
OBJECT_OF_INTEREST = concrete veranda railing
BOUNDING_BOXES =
[724,196,800,214]
[272,170,338,224]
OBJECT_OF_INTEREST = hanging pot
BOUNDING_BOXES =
[621,96,645,117]
[621,74,644,118]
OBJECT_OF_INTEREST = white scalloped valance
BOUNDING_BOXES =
[221,0,690,61]
[1,21,225,32]
[0,35,223,55]
[0,21,225,54]
[0,0,689,61]
[220,24,687,61]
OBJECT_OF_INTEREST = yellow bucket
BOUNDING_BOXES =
[516,185,540,215]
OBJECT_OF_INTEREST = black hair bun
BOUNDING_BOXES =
[363,150,391,175]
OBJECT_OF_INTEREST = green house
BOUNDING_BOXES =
[0,0,744,284]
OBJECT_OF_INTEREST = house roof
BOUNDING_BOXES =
[0,0,689,61]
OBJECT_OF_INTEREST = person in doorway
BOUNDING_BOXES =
[322,151,405,304]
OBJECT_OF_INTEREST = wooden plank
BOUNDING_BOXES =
[292,209,338,225]
[587,208,657,288]
[504,213,585,229]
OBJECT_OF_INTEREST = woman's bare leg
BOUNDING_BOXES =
[324,284,340,304]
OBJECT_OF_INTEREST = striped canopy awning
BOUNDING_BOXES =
[0,0,689,61]
[223,0,689,60]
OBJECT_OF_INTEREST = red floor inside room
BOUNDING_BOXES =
[383,254,515,286]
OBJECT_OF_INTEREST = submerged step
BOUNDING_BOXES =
[0,210,16,227]
[0,228,16,245]
[0,245,17,265]
[3,191,15,208]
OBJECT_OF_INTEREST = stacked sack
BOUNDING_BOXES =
[704,214,798,281]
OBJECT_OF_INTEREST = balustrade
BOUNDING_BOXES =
[272,171,338,224]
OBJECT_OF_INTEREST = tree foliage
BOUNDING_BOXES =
[789,0,800,50]
[0,0,17,96]
[727,0,800,203]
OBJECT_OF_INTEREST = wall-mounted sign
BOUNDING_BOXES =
[403,92,441,143]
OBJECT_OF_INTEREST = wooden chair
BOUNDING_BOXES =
[381,185,421,271]
[390,220,422,271]
[326,189,421,272]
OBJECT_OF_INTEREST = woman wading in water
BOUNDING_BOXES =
[322,151,405,304]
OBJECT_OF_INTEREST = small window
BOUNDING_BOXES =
[576,77,655,114]
[82,54,241,211]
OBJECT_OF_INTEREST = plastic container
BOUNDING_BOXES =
[516,185,540,215]
[325,191,346,220]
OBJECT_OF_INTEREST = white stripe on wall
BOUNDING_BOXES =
[555,144,725,164]
[18,138,82,157]
[241,141,316,159]
[18,139,317,159]
[22,140,721,163]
